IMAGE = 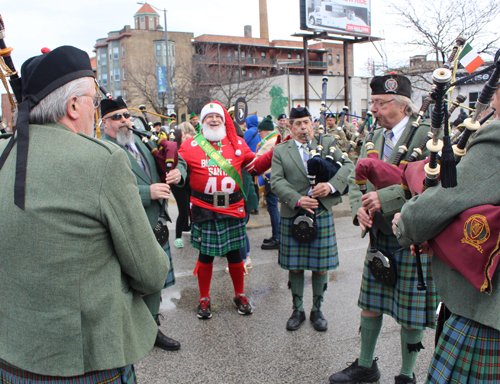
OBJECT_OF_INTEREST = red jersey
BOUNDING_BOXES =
[179,136,257,218]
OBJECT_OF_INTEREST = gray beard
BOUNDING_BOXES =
[202,122,226,142]
[116,128,134,146]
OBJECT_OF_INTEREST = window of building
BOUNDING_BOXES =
[97,55,100,66]
[114,69,120,81]
[248,72,253,78]
[121,45,125,58]
[115,90,122,98]
[241,69,247,77]
[109,72,113,83]
[469,92,478,110]
[261,51,266,58]
[113,47,119,61]
[328,54,333,65]
[122,68,126,80]
[141,17,144,21]
[227,50,232,57]
[337,54,340,63]
[296,53,301,60]
[100,53,107,66]
[102,73,108,85]
[262,69,267,76]
[149,18,154,30]
[123,90,127,101]
[234,50,239,58]
[241,51,246,58]
[288,52,292,59]
[156,44,162,57]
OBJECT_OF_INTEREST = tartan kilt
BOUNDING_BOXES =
[0,359,136,384]
[278,209,338,271]
[162,242,175,289]
[427,314,500,383]
[191,218,246,257]
[358,232,440,329]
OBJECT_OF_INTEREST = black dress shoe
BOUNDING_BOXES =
[263,237,273,243]
[261,237,279,250]
[310,310,328,331]
[286,309,306,331]
[154,330,181,351]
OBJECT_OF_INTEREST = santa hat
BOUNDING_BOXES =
[201,101,240,150]
[200,102,225,124]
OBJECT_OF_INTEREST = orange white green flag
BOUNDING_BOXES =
[458,43,484,74]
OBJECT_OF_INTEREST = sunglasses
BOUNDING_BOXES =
[104,112,131,121]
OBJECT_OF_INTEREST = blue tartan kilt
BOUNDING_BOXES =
[162,242,175,289]
[191,218,246,257]
[427,314,500,383]
[358,232,440,329]
[0,359,136,384]
[278,209,338,271]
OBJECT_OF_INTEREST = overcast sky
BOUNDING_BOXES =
[1,0,415,71]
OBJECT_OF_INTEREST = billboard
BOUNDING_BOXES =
[300,0,371,36]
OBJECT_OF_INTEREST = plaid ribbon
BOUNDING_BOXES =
[125,144,146,170]
[383,130,394,160]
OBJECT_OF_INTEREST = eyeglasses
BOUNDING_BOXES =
[103,112,131,120]
[369,99,395,108]
[81,94,102,109]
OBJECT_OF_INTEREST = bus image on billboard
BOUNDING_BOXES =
[306,0,371,35]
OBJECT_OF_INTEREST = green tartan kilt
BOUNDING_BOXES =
[278,210,339,271]
[191,218,246,257]
[0,359,136,383]
[162,242,175,289]
[427,314,500,383]
[358,232,440,329]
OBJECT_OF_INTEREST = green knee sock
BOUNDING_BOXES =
[288,271,304,311]
[400,327,424,377]
[358,314,383,368]
[311,273,328,311]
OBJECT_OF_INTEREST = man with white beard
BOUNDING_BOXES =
[100,96,187,351]
[179,101,272,320]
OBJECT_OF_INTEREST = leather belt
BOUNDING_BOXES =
[191,189,243,208]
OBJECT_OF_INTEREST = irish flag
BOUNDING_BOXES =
[458,43,484,74]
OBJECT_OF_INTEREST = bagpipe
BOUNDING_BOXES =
[0,14,22,134]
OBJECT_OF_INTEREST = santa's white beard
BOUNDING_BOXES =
[116,127,135,146]
[202,122,226,142]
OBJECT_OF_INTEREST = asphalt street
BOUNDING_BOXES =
[135,197,436,384]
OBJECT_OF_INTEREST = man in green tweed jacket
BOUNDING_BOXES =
[394,104,500,382]
[271,106,353,333]
[0,46,168,383]
[100,96,187,351]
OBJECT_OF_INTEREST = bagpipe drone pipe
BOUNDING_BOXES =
[0,14,22,133]
[128,126,179,183]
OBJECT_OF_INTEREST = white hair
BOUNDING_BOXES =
[28,77,94,124]
[393,95,419,116]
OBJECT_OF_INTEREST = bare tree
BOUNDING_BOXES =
[126,55,169,117]
[388,0,500,67]
[176,42,274,110]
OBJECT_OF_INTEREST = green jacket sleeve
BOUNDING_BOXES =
[100,149,169,294]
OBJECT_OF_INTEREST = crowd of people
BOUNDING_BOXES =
[1,44,500,384]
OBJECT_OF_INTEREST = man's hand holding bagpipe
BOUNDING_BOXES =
[357,191,381,231]
[165,168,181,185]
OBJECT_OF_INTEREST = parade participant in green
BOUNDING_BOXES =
[0,45,168,383]
[101,96,187,351]
[393,83,500,384]
[329,74,440,384]
[271,106,353,332]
